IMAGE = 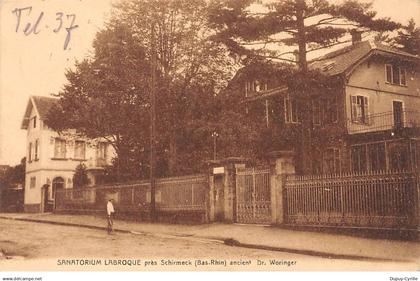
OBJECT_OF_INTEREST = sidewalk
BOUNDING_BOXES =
[0,213,418,263]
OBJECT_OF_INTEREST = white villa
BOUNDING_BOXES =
[21,96,114,213]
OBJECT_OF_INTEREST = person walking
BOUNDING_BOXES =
[107,199,115,234]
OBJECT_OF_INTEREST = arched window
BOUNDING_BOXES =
[52,177,65,199]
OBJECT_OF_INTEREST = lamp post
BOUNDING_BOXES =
[211,132,219,161]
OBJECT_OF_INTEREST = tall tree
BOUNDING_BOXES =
[46,23,151,181]
[209,0,400,72]
[113,0,237,175]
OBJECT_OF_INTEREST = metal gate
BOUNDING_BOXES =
[235,167,271,224]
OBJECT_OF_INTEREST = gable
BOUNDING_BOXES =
[21,96,58,130]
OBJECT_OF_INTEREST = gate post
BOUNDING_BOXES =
[269,151,295,225]
[206,160,219,222]
[207,157,247,223]
[222,157,246,223]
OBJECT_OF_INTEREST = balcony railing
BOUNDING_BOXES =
[86,157,108,169]
[347,110,420,134]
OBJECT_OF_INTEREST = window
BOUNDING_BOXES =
[54,138,66,158]
[385,64,406,86]
[30,177,36,189]
[33,116,37,128]
[312,99,322,125]
[322,148,341,174]
[284,95,301,123]
[351,145,367,172]
[74,141,86,160]
[350,95,369,124]
[97,142,108,159]
[28,142,32,162]
[245,80,267,95]
[368,143,386,171]
[325,96,338,124]
[34,139,39,160]
[312,149,322,174]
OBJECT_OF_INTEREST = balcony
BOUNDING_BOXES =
[347,110,420,134]
[86,157,108,170]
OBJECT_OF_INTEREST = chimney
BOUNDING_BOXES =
[351,29,362,45]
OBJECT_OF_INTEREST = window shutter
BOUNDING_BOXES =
[50,138,55,158]
[29,143,32,162]
[350,96,357,122]
[55,139,60,158]
[400,69,406,85]
[62,140,67,158]
[385,65,392,83]
[363,96,369,124]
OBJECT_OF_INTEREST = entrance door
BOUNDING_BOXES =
[235,167,271,224]
[393,101,403,129]
[42,184,53,212]
[52,177,65,203]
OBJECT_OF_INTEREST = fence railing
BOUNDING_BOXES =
[284,170,419,229]
[55,174,208,214]
[347,110,420,134]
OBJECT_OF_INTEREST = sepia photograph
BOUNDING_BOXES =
[0,0,419,278]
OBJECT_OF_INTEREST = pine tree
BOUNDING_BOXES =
[392,19,420,55]
[209,0,400,72]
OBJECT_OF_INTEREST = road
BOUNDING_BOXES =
[0,218,416,271]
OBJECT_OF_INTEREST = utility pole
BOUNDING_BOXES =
[150,22,157,222]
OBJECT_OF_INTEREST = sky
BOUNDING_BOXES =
[0,0,419,165]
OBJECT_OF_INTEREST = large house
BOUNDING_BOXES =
[236,35,420,175]
[21,96,114,212]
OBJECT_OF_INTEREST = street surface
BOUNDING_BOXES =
[0,218,417,271]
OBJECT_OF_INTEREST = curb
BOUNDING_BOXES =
[0,216,411,263]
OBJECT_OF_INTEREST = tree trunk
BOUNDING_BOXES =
[296,0,308,73]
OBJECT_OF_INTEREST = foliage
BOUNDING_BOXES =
[391,19,420,55]
[114,0,239,175]
[46,23,151,181]
[0,158,26,190]
[208,0,400,71]
[47,0,238,181]
[72,164,90,188]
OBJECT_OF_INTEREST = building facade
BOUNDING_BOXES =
[21,96,114,212]
[240,38,420,175]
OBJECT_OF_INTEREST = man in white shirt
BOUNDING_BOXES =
[107,199,115,234]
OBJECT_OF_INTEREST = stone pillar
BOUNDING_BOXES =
[206,160,220,222]
[206,157,246,223]
[222,157,246,222]
[269,151,295,225]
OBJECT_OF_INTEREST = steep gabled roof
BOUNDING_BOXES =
[309,40,419,76]
[21,96,58,129]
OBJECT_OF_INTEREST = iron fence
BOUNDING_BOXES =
[55,174,208,214]
[284,170,419,229]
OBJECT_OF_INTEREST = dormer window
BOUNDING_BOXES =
[245,80,267,96]
[385,64,406,86]
[33,116,37,128]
